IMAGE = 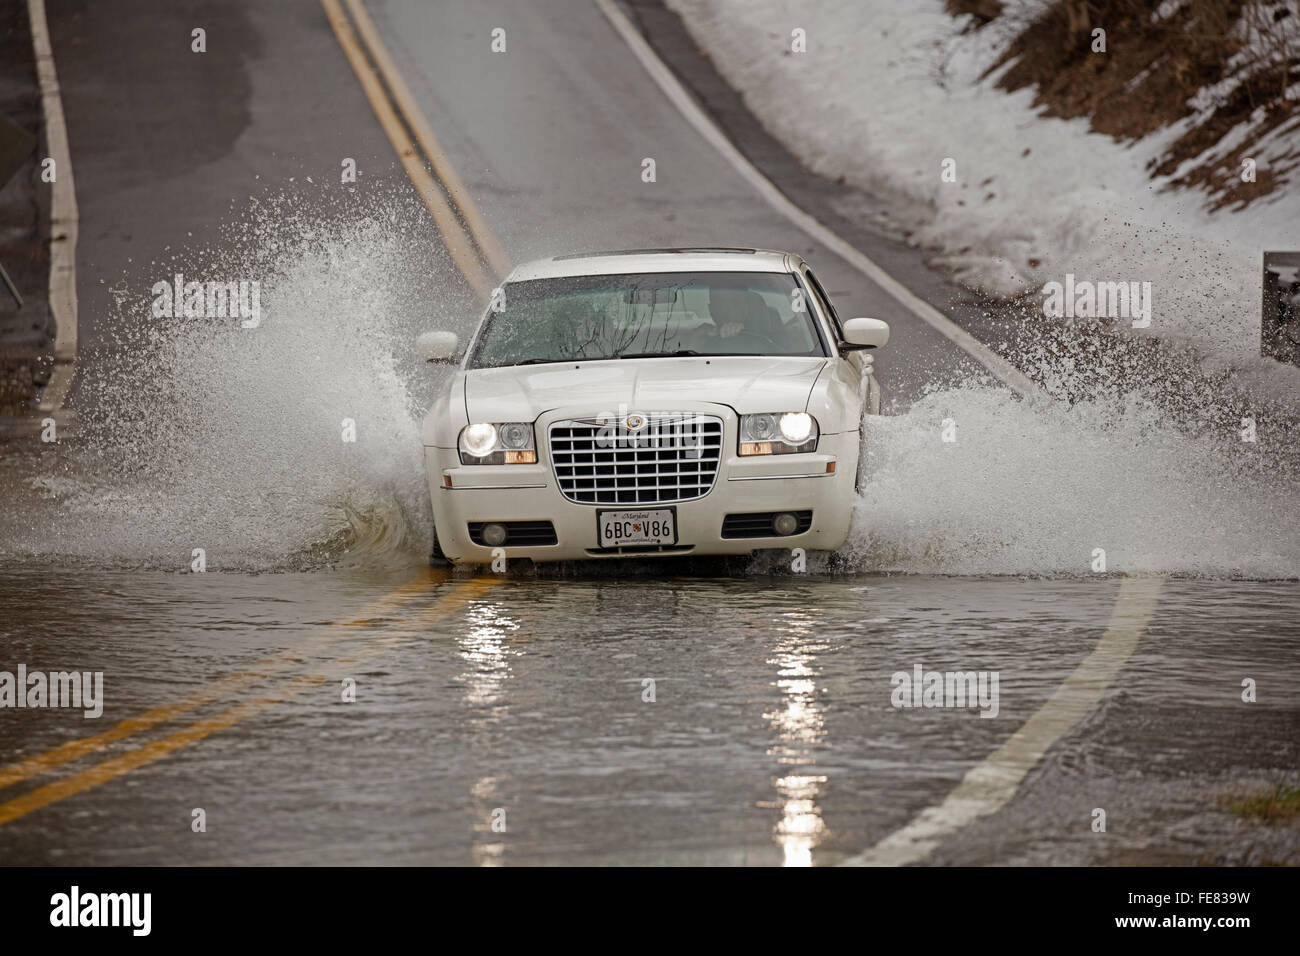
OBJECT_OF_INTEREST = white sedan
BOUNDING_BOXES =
[418,248,888,565]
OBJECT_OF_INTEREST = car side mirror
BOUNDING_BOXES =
[841,317,890,350]
[417,330,459,363]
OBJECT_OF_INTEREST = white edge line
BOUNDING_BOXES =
[591,0,1044,401]
[28,0,78,416]
[841,577,1163,866]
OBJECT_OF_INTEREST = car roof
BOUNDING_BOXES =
[505,247,798,282]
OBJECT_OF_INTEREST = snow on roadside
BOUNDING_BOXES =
[666,0,1300,366]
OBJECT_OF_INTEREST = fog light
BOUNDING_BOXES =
[481,522,508,547]
[772,512,799,536]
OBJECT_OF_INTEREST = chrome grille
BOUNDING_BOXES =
[549,415,724,505]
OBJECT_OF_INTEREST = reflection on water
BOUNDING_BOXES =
[458,601,520,866]
[765,610,829,867]
[458,603,519,708]
[774,773,829,867]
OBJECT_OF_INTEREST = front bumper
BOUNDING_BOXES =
[426,411,859,564]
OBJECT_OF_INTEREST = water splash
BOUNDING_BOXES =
[848,382,1300,578]
[1,188,472,570]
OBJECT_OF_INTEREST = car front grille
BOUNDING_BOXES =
[549,415,724,505]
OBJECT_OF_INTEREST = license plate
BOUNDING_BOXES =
[597,508,677,547]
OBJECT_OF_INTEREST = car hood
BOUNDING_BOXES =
[462,355,828,421]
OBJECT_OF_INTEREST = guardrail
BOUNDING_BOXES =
[1262,251,1300,367]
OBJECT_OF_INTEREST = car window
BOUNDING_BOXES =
[803,268,844,341]
[468,271,828,368]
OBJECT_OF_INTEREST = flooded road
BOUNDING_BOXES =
[0,566,1295,865]
[0,0,1296,869]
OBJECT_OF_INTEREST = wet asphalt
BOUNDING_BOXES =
[0,567,1293,865]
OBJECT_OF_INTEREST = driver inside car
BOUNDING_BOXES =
[704,287,791,351]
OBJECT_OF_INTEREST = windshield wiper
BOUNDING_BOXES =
[500,350,705,366]
[617,349,702,359]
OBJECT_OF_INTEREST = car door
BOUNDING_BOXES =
[801,266,877,414]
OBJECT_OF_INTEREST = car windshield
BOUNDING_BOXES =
[467,271,826,368]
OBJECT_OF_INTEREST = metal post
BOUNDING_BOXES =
[0,259,23,309]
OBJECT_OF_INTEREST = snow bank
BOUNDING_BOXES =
[667,0,1300,360]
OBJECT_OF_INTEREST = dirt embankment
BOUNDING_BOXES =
[950,0,1300,211]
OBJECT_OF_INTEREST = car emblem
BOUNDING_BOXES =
[625,414,646,431]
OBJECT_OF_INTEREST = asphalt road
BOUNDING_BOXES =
[0,0,1295,866]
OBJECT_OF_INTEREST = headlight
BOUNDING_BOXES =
[458,422,537,464]
[461,423,498,457]
[779,412,813,443]
[739,412,818,456]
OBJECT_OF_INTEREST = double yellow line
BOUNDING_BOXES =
[0,576,503,826]
[0,577,431,793]
[0,0,514,828]
[321,0,512,300]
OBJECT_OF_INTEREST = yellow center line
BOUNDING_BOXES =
[321,0,498,300]
[0,578,501,828]
[0,573,439,791]
[341,0,513,279]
